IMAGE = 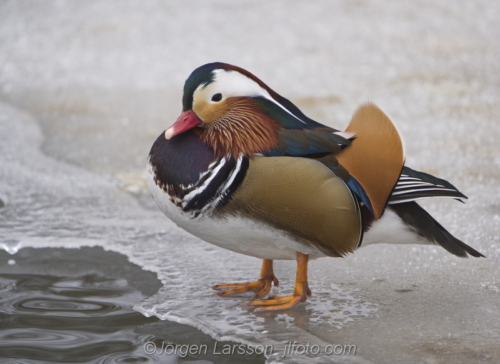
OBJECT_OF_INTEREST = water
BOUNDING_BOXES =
[0,247,265,364]
[1,1,500,363]
[0,248,160,363]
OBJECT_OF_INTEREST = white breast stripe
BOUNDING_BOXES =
[202,154,244,212]
[183,157,226,202]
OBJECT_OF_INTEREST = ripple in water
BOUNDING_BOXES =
[0,247,265,364]
[0,273,166,363]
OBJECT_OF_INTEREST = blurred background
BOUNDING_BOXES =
[1,1,499,363]
[3,0,498,179]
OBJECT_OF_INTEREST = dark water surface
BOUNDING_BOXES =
[0,247,265,364]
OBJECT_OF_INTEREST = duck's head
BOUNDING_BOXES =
[165,62,312,158]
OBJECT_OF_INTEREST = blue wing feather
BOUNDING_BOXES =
[263,129,351,157]
[255,96,372,214]
[346,177,374,214]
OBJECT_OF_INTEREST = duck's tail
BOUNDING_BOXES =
[390,202,484,257]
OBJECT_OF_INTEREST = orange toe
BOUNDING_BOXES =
[212,259,278,298]
[253,295,305,312]
[247,253,311,312]
[212,279,273,297]
[247,281,310,311]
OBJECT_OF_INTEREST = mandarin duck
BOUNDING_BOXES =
[148,62,484,312]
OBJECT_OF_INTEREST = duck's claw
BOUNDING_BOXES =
[212,275,278,298]
[247,281,311,312]
[247,252,311,312]
[212,259,278,298]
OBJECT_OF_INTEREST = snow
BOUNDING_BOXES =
[1,1,499,363]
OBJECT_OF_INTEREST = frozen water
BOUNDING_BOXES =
[0,101,372,363]
[1,1,500,363]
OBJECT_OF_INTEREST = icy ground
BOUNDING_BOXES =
[1,1,499,363]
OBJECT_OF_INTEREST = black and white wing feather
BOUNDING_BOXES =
[389,166,467,204]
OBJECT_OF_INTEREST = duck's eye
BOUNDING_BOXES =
[211,93,222,102]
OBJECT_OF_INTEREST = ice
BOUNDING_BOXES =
[0,101,372,363]
[1,1,500,363]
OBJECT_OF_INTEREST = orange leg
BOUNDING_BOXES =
[248,252,311,312]
[212,259,279,298]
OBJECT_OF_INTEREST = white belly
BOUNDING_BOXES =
[148,170,326,260]
[361,208,431,247]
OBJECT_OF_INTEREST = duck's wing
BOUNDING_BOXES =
[259,103,405,219]
[216,156,362,257]
[389,166,467,204]
[335,103,405,219]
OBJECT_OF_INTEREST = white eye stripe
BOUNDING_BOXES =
[196,69,306,124]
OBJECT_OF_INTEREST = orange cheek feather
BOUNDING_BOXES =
[198,98,280,158]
